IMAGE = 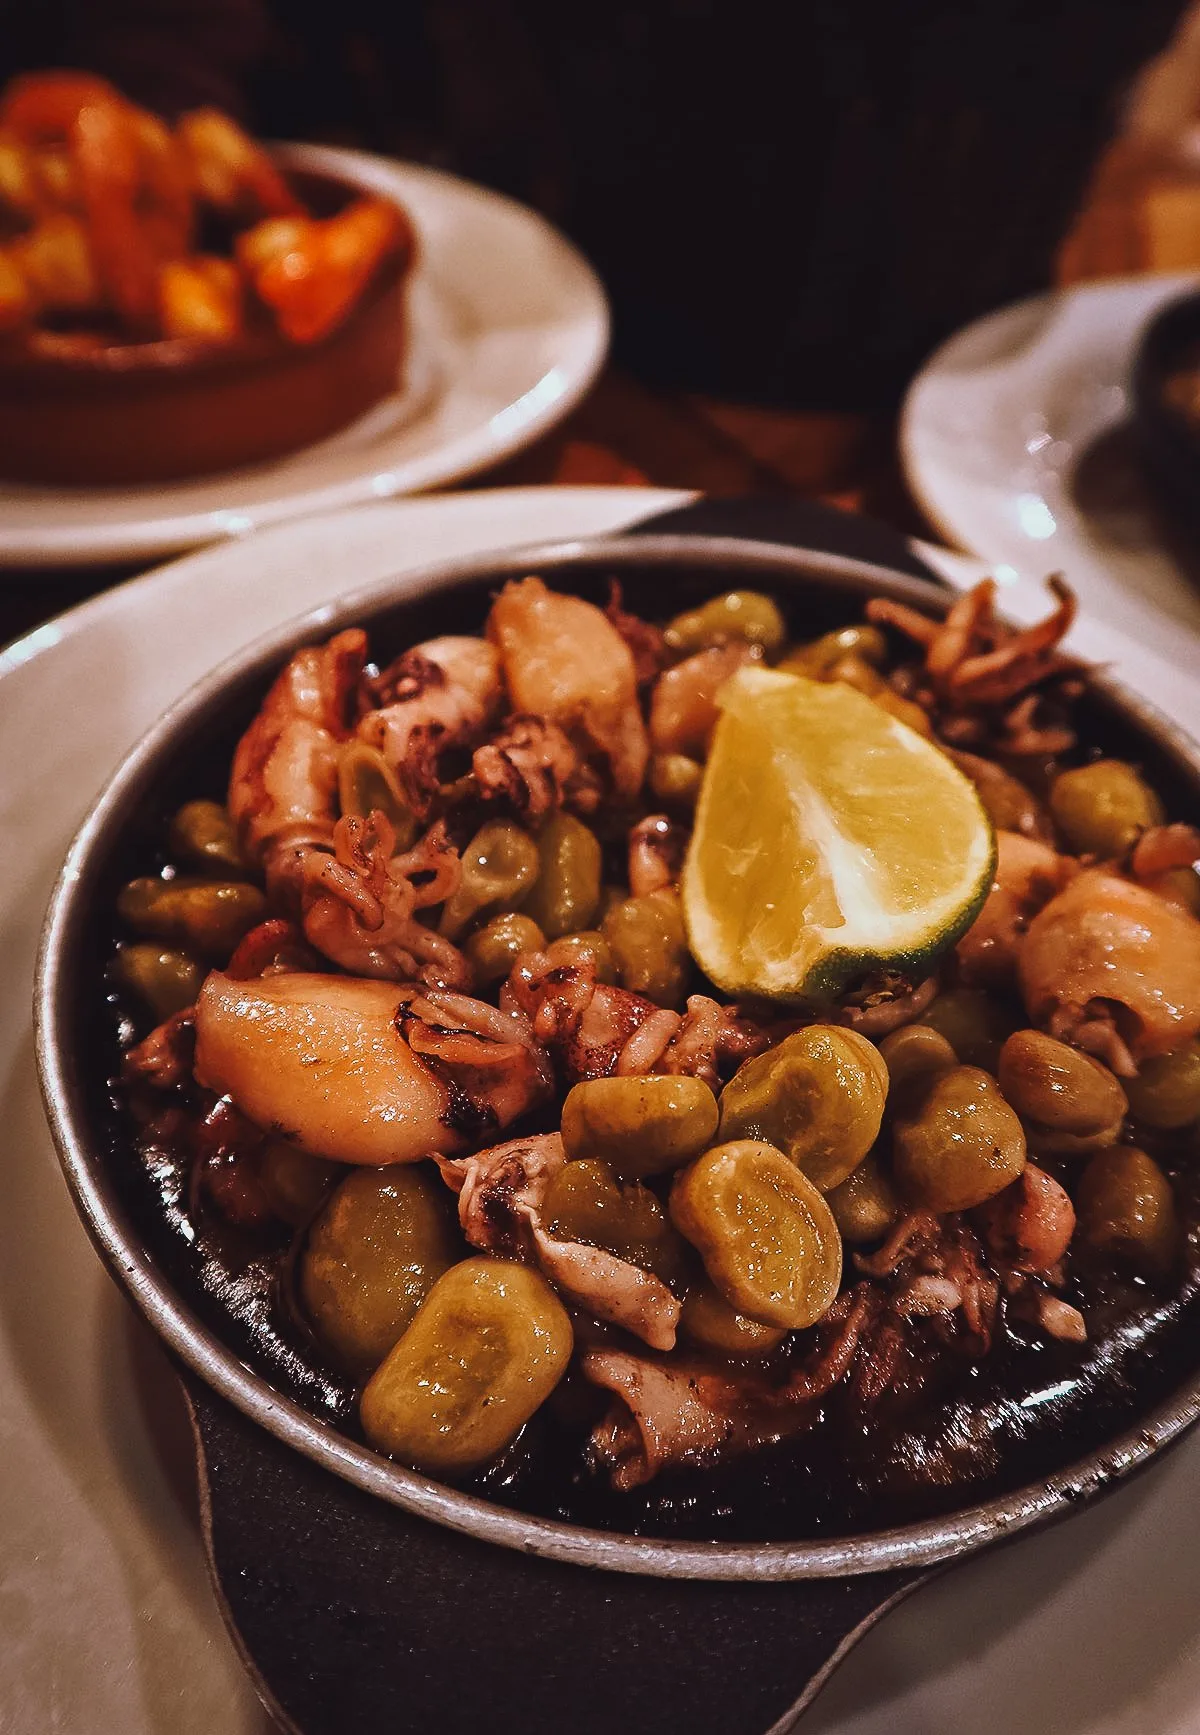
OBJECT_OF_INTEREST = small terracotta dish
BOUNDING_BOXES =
[0,168,414,487]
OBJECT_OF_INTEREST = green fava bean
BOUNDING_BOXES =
[649,753,704,807]
[826,1151,902,1244]
[680,1279,788,1358]
[561,1074,719,1177]
[718,1025,889,1191]
[1125,1042,1200,1130]
[465,912,546,984]
[603,887,689,1007]
[440,820,540,940]
[167,799,253,877]
[359,1258,573,1475]
[113,942,203,1020]
[777,624,887,678]
[670,1139,842,1329]
[1049,759,1164,857]
[300,1167,462,1375]
[1076,1146,1181,1278]
[117,875,266,961]
[892,1065,1026,1211]
[545,930,617,983]
[544,1158,690,1288]
[997,1029,1127,1153]
[918,988,1015,1071]
[521,813,602,939]
[1155,867,1200,917]
[259,1142,340,1227]
[336,742,417,849]
[878,1024,958,1108]
[664,590,786,658]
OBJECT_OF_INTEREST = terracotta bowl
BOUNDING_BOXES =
[0,167,414,487]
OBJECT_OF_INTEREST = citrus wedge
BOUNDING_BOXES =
[681,666,995,1003]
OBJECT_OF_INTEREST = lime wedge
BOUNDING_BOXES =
[681,666,995,1002]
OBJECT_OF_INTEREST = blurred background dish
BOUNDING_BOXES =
[900,273,1200,671]
[0,145,608,568]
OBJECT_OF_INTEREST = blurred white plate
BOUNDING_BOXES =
[6,485,1200,1735]
[901,273,1200,670]
[0,148,609,569]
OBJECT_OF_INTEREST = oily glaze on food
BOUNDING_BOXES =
[107,573,1200,1539]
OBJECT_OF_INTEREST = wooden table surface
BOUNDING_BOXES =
[4,125,1200,653]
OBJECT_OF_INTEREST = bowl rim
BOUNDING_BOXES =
[34,531,1200,1582]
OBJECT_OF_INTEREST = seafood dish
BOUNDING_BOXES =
[0,71,415,483]
[101,567,1200,1542]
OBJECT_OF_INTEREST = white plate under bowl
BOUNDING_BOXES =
[0,147,609,570]
[7,485,1200,1735]
[901,273,1200,670]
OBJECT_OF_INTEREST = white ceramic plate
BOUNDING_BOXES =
[7,486,1200,1735]
[0,147,609,570]
[901,273,1200,671]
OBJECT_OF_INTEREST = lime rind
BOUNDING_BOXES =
[681,666,997,1005]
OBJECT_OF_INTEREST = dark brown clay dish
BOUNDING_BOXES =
[35,535,1200,1607]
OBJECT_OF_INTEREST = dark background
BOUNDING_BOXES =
[0,0,1188,404]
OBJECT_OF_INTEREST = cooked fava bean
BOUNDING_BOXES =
[602,887,689,1007]
[544,1159,690,1288]
[300,1167,462,1374]
[1050,760,1164,858]
[892,1066,1026,1211]
[877,1024,957,1105]
[649,752,704,806]
[1154,867,1200,917]
[777,624,887,677]
[823,653,886,696]
[117,876,266,960]
[1076,1146,1181,1278]
[336,741,417,848]
[520,813,602,938]
[718,1025,888,1191]
[918,988,1015,1071]
[167,799,253,876]
[664,590,786,658]
[670,1140,842,1328]
[680,1279,788,1358]
[795,649,933,735]
[544,930,617,983]
[870,687,933,736]
[1125,1042,1200,1129]
[259,1142,340,1226]
[440,820,540,940]
[826,1152,902,1244]
[360,1258,572,1475]
[465,912,546,984]
[597,883,627,922]
[998,1030,1127,1151]
[113,942,203,1020]
[561,1074,719,1177]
